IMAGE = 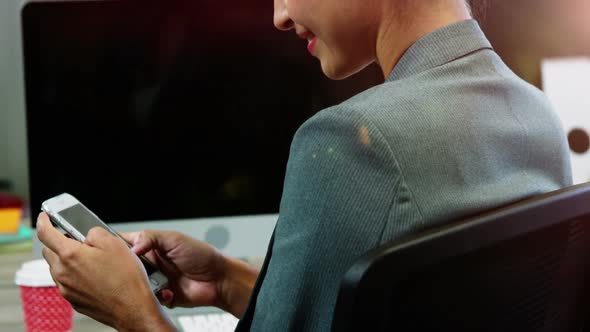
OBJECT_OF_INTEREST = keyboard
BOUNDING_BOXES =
[177,312,239,332]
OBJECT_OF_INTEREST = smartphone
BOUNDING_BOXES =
[41,193,168,294]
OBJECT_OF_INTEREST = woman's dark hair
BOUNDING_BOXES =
[467,0,489,20]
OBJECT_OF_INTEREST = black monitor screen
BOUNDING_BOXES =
[23,0,381,224]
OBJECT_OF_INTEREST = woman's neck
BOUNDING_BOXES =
[375,0,472,78]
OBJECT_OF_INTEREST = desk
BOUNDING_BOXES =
[0,245,115,332]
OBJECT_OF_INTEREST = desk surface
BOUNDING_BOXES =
[0,245,115,332]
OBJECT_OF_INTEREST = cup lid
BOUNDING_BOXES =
[14,259,56,287]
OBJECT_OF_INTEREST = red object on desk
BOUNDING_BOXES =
[0,192,23,209]
[20,286,74,332]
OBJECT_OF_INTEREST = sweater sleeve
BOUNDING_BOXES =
[247,106,422,331]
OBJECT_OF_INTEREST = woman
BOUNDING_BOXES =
[37,0,571,330]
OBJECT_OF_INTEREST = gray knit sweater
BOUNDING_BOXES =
[236,19,572,331]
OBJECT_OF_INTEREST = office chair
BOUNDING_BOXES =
[332,183,590,332]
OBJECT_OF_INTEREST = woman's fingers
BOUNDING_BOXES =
[37,213,81,256]
[128,230,181,256]
[119,231,140,246]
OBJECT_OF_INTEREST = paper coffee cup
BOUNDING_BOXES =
[15,259,73,332]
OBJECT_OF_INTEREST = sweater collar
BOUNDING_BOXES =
[386,19,493,82]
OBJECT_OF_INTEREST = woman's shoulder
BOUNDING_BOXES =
[296,78,426,140]
[302,80,408,121]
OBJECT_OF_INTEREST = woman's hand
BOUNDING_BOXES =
[36,213,174,331]
[121,229,260,317]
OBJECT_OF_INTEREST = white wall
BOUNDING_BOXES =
[0,0,29,199]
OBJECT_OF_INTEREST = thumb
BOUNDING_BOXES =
[128,230,175,256]
[85,226,116,248]
[119,231,141,247]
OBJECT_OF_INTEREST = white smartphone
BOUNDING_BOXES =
[41,193,168,294]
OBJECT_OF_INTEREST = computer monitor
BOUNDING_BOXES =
[22,0,381,228]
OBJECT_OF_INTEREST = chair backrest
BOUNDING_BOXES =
[332,183,590,332]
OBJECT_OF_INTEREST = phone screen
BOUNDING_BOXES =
[60,204,111,237]
[58,204,158,275]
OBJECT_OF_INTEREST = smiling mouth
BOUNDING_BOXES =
[307,36,318,55]
[297,31,318,55]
